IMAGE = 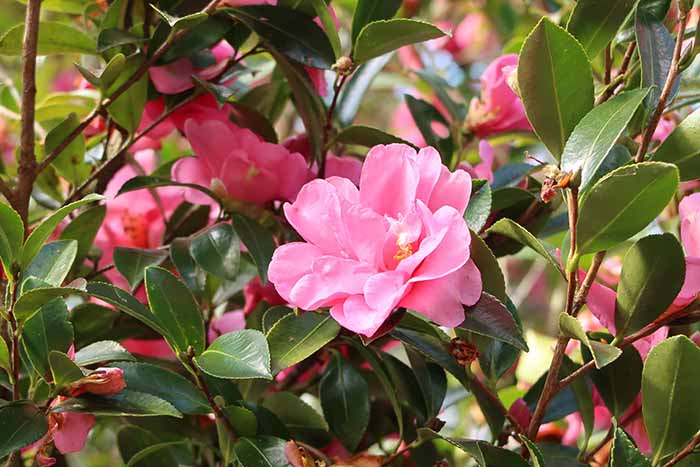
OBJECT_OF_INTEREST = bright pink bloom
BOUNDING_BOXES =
[148,41,234,95]
[652,116,676,143]
[208,310,246,343]
[459,140,495,183]
[325,155,363,186]
[130,99,176,152]
[243,278,286,315]
[121,338,174,358]
[173,119,310,205]
[453,13,500,62]
[268,144,482,337]
[467,54,532,137]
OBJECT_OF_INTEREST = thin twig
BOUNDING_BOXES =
[571,251,606,316]
[319,73,349,178]
[604,44,612,85]
[635,12,688,162]
[663,431,700,466]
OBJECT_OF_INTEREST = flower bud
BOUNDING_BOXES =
[450,337,479,366]
[332,56,353,74]
[66,367,126,397]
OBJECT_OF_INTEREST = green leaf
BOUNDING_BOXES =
[0,203,23,277]
[117,176,220,205]
[0,21,95,55]
[14,281,87,321]
[566,0,637,58]
[653,107,700,181]
[195,329,272,380]
[307,0,340,58]
[234,436,292,467]
[418,429,529,467]
[615,233,685,338]
[486,218,562,275]
[85,281,168,339]
[353,19,447,64]
[145,266,205,355]
[96,29,146,54]
[105,56,148,133]
[232,214,275,284]
[113,247,169,291]
[21,194,103,268]
[59,204,106,260]
[170,238,206,298]
[73,340,134,366]
[520,436,545,467]
[575,162,679,255]
[159,15,233,64]
[0,337,10,377]
[461,292,529,351]
[465,180,492,233]
[22,298,74,378]
[561,89,650,192]
[221,404,258,438]
[99,53,127,90]
[109,361,210,415]
[230,5,335,68]
[150,5,207,32]
[119,425,181,467]
[351,0,402,42]
[16,0,92,14]
[334,125,416,148]
[584,343,643,418]
[559,313,622,368]
[469,231,506,302]
[263,391,328,436]
[49,351,84,390]
[639,0,672,19]
[0,401,49,459]
[190,223,241,281]
[53,390,183,418]
[518,17,594,158]
[23,240,77,287]
[319,352,369,451]
[44,113,89,185]
[404,94,453,161]
[406,349,446,420]
[636,10,680,110]
[611,427,652,467]
[267,312,340,374]
[562,357,596,450]
[642,336,700,465]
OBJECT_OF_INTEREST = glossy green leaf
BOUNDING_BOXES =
[461,292,529,351]
[353,19,446,64]
[44,113,89,185]
[105,56,148,133]
[21,194,103,267]
[561,89,650,192]
[642,336,700,465]
[584,344,643,418]
[465,180,492,233]
[113,247,169,291]
[234,436,291,467]
[221,404,258,438]
[559,313,621,368]
[616,233,685,338]
[59,204,106,260]
[611,427,652,467]
[120,426,181,467]
[566,0,637,58]
[151,6,207,31]
[23,240,77,287]
[308,0,340,57]
[230,5,335,68]
[636,10,680,110]
[319,352,369,451]
[110,361,210,415]
[518,17,594,158]
[22,298,74,378]
[232,214,275,284]
[14,280,87,321]
[228,101,279,144]
[195,330,272,380]
[404,94,453,160]
[653,107,700,181]
[189,223,240,281]
[53,390,183,418]
[145,267,205,355]
[351,0,402,42]
[334,125,415,148]
[0,22,95,55]
[0,203,23,277]
[170,238,206,298]
[117,176,220,205]
[267,312,340,374]
[520,436,545,467]
[575,162,679,255]
[73,340,134,366]
[263,391,328,436]
[418,429,529,467]
[49,351,84,390]
[0,402,48,459]
[639,0,672,18]
[0,337,10,377]
[406,349,446,420]
[469,231,506,302]
[486,218,562,275]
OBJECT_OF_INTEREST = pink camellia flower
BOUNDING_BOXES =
[130,99,176,153]
[459,140,495,183]
[148,41,234,95]
[173,119,310,206]
[208,310,246,343]
[467,54,532,137]
[66,367,127,397]
[652,116,676,143]
[283,134,364,185]
[268,144,483,337]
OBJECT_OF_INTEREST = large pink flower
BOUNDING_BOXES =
[268,144,482,337]
[172,119,310,206]
[467,54,532,137]
[148,41,234,95]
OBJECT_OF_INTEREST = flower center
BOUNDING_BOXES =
[121,211,149,248]
[245,164,261,181]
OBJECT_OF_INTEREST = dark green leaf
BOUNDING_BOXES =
[0,203,23,277]
[334,125,416,148]
[49,351,84,390]
[611,427,652,467]
[44,113,89,185]
[461,292,529,351]
[469,231,506,302]
[465,180,492,233]
[584,344,643,418]
[105,56,148,133]
[73,340,134,366]
[636,10,680,110]
[221,404,258,438]
[14,281,87,321]
[119,425,181,467]
[0,22,95,55]
[145,266,205,355]
[406,349,446,420]
[97,29,146,54]
[232,214,275,284]
[418,428,529,467]
[639,0,672,19]
[518,17,594,158]
[642,336,700,464]
[653,107,700,181]
[404,94,453,161]
[59,204,106,260]
[114,247,169,291]
[486,218,562,275]
[22,298,73,378]
[520,436,545,467]
[23,240,77,287]
[263,391,328,437]
[566,0,637,58]
[353,19,447,64]
[229,101,279,144]
[117,176,220,206]
[52,389,183,418]
[319,352,369,451]
[195,329,272,380]
[267,312,340,374]
[351,0,402,42]
[615,233,685,338]
[0,402,48,459]
[170,238,206,298]
[189,223,240,281]
[234,436,292,467]
[575,162,679,256]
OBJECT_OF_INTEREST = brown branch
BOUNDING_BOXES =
[319,72,350,178]
[604,44,612,85]
[598,43,637,105]
[571,251,606,316]
[635,12,688,163]
[15,0,42,228]
[663,431,700,466]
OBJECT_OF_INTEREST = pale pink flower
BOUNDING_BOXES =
[148,41,234,95]
[268,144,482,337]
[173,119,310,206]
[467,54,532,137]
[459,140,495,183]
[208,310,246,343]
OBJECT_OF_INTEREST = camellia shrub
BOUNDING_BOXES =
[2,0,700,465]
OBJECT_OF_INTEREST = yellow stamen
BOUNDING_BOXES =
[394,243,413,261]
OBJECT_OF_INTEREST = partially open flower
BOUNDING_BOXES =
[66,367,126,397]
